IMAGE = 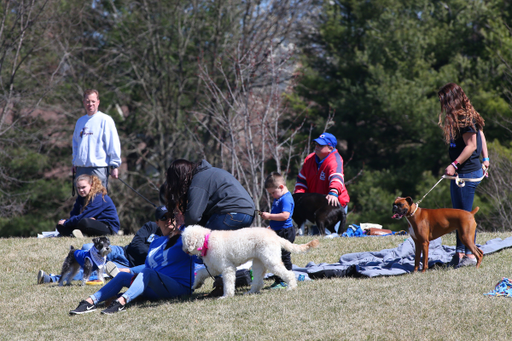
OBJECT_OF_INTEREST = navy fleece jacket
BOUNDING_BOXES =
[64,194,120,233]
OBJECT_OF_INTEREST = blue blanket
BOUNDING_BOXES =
[293,236,512,279]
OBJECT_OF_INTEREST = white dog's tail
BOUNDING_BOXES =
[280,238,320,254]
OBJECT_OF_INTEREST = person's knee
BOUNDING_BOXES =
[81,243,93,251]
[140,268,157,277]
[76,218,88,230]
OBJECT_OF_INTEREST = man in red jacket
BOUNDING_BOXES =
[294,132,350,211]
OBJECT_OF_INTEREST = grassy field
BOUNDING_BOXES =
[1,231,512,340]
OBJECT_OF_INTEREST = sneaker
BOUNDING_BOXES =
[447,253,461,267]
[105,261,119,278]
[69,300,97,315]
[270,281,287,289]
[103,293,124,308]
[37,270,51,284]
[101,300,126,315]
[455,256,477,269]
[72,229,84,238]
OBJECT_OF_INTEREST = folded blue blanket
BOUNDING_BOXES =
[293,236,512,279]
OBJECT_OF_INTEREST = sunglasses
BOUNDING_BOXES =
[159,215,171,221]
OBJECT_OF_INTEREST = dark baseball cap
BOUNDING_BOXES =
[314,132,337,147]
[155,206,169,221]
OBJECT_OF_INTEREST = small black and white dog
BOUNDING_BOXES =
[58,236,111,286]
[292,193,346,236]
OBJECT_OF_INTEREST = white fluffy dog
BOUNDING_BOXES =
[182,225,320,298]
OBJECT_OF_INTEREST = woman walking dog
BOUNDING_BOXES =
[438,83,489,268]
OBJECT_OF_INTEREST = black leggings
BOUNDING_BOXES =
[57,218,114,237]
[273,226,296,283]
[276,226,296,271]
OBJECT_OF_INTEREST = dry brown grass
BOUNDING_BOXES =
[1,232,512,340]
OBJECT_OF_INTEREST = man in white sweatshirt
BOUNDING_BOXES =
[72,89,121,190]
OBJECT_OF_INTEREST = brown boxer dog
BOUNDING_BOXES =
[392,196,482,272]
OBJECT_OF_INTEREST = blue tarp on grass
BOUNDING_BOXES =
[293,236,512,279]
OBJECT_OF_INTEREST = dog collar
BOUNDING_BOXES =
[407,203,419,217]
[197,233,210,257]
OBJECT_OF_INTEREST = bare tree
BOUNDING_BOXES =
[193,41,308,226]
[45,0,250,231]
[0,0,68,219]
[474,22,512,231]
[46,0,316,231]
[0,0,316,234]
[477,144,512,231]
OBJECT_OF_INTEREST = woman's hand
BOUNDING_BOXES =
[58,219,66,225]
[445,164,457,176]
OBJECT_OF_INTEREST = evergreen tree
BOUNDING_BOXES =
[296,0,512,228]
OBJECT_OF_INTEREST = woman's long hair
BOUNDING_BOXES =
[75,174,107,212]
[165,159,199,216]
[438,83,485,144]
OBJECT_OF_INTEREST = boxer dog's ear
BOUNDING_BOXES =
[405,197,414,206]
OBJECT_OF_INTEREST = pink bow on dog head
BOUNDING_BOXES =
[197,233,210,257]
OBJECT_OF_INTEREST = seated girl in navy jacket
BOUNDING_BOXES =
[57,174,120,237]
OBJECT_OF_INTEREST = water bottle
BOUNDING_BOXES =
[298,274,305,282]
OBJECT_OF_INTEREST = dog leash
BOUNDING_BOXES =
[117,177,157,207]
[72,167,76,196]
[441,166,488,188]
[413,165,489,213]
[203,263,216,281]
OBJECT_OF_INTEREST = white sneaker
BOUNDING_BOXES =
[105,261,120,278]
[72,229,84,238]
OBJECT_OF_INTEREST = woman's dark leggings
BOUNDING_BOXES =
[57,218,113,237]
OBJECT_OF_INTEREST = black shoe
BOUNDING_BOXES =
[69,300,97,315]
[448,253,461,267]
[101,300,126,315]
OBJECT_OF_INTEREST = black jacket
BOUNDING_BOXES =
[124,221,162,267]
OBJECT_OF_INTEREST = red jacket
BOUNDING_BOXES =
[294,150,350,207]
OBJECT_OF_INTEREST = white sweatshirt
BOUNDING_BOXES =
[72,111,121,168]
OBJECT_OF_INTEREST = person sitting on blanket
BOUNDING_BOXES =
[69,209,193,315]
[37,206,172,284]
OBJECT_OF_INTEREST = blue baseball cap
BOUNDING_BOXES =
[155,206,169,220]
[314,133,337,148]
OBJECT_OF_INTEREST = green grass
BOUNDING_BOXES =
[2,232,512,340]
